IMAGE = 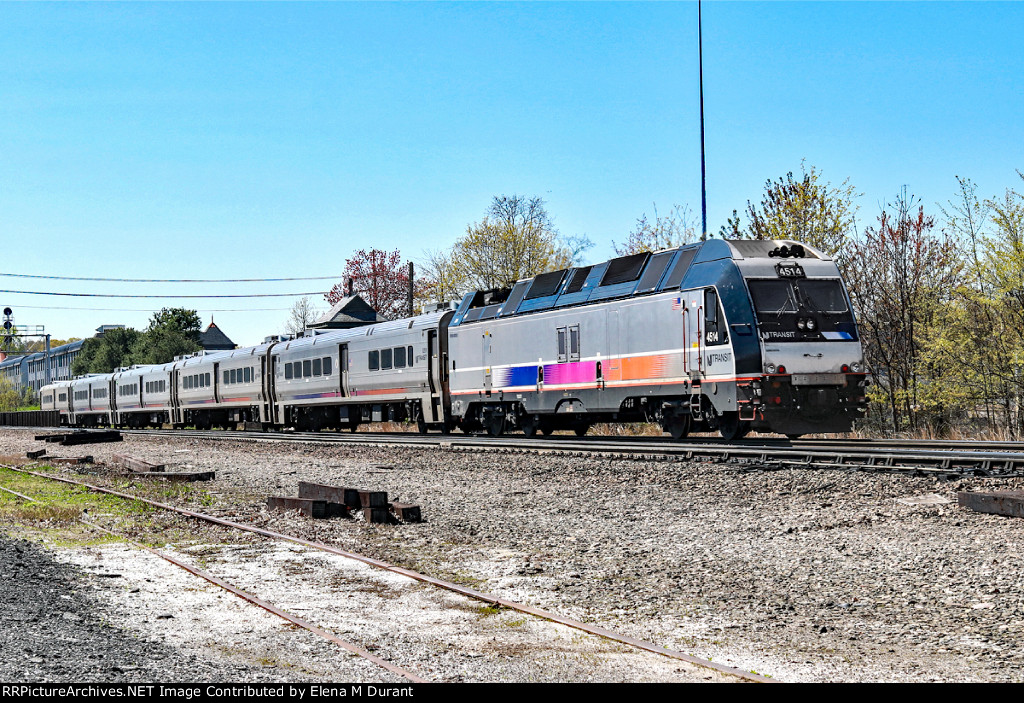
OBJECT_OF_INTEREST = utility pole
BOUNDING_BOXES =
[699,0,708,241]
[407,261,414,317]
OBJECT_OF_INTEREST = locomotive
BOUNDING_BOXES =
[41,239,867,440]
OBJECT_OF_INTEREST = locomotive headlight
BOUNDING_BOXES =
[797,319,807,330]
[766,363,777,374]
[806,319,817,331]
[851,361,863,373]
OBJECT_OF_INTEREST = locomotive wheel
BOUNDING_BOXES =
[486,414,505,437]
[520,414,539,437]
[348,421,360,433]
[717,412,749,441]
[666,415,692,441]
[574,424,590,437]
[416,416,428,434]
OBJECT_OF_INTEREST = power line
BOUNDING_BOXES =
[0,289,326,299]
[8,304,292,313]
[0,273,341,283]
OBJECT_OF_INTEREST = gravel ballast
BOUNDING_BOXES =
[2,429,1023,682]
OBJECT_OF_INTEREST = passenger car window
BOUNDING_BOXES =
[369,350,379,371]
[381,348,392,370]
[394,346,406,369]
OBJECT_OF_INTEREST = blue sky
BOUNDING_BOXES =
[1,2,1021,346]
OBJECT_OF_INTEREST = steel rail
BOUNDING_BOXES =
[0,475,427,683]
[5,465,774,683]
[107,428,1024,477]
[12,423,1024,459]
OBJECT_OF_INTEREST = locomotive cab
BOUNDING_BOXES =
[731,241,867,436]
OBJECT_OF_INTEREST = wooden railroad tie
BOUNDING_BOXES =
[285,480,422,523]
[958,491,1024,519]
[112,454,166,473]
[131,470,215,482]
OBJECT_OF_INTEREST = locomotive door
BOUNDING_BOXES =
[481,331,492,394]
[683,290,704,378]
[605,310,620,386]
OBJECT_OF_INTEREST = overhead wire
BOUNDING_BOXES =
[0,273,341,283]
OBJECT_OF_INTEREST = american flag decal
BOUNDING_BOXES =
[672,297,683,310]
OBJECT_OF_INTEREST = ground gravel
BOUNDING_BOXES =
[3,428,1024,682]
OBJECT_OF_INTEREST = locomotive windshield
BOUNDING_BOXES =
[748,279,848,316]
[748,277,856,342]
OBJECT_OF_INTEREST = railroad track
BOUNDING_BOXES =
[0,463,772,683]
[15,425,1024,479]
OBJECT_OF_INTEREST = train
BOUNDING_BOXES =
[41,239,868,440]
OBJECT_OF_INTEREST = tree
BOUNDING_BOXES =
[70,308,203,375]
[285,297,321,336]
[0,376,21,411]
[415,248,465,310]
[744,162,859,261]
[613,204,698,255]
[72,327,142,375]
[128,308,203,366]
[844,189,960,434]
[326,249,410,320]
[144,308,202,342]
[453,195,580,291]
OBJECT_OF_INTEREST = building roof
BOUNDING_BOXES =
[199,320,236,350]
[309,294,386,329]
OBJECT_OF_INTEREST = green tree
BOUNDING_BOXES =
[72,327,142,375]
[452,195,582,291]
[0,376,21,411]
[128,308,203,365]
[744,161,859,261]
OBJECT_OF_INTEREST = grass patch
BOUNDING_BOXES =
[0,465,214,548]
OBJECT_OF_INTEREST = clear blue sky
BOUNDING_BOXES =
[1,2,1021,346]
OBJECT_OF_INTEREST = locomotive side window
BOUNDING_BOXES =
[704,288,728,346]
[569,325,580,362]
[557,327,567,362]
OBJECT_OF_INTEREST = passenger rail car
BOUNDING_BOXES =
[40,240,866,440]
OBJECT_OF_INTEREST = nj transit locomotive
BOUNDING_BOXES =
[41,239,867,440]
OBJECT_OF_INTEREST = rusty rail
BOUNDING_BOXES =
[0,476,426,683]
[4,465,773,683]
